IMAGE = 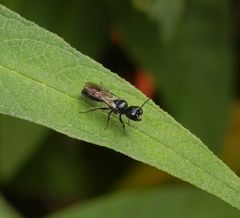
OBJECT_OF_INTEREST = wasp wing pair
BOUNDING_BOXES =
[81,82,149,134]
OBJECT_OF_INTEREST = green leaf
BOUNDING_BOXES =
[0,195,22,218]
[0,114,49,184]
[4,0,110,58]
[132,0,184,41]
[0,3,240,210]
[45,187,240,218]
[10,134,93,198]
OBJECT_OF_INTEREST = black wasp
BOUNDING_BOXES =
[81,82,150,134]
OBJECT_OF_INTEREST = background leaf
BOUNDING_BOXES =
[132,0,184,41]
[106,0,232,152]
[0,195,22,218]
[45,187,240,218]
[0,3,240,211]
[0,114,49,184]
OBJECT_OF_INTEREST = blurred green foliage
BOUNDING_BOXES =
[45,187,240,218]
[0,0,237,217]
[106,0,232,151]
[0,114,49,184]
[0,195,21,218]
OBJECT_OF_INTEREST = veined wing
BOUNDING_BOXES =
[82,82,119,109]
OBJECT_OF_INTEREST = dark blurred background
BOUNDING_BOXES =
[1,0,240,217]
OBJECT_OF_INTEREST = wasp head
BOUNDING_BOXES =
[125,98,150,121]
[126,106,143,121]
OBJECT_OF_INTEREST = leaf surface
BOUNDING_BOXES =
[0,4,240,209]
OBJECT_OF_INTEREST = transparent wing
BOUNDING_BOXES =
[82,82,119,109]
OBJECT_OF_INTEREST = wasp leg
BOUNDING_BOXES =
[119,114,126,135]
[127,119,130,126]
[105,110,113,130]
[80,107,109,113]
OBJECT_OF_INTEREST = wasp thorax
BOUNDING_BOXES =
[115,100,128,113]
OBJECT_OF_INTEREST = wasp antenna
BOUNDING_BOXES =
[140,98,150,109]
